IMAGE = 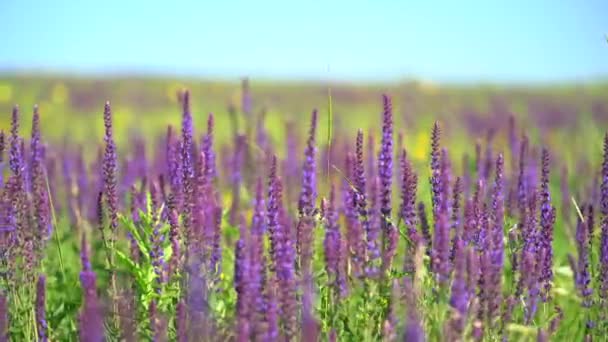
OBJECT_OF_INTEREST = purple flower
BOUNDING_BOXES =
[431,149,451,286]
[536,329,548,342]
[600,133,608,306]
[297,110,318,271]
[297,109,318,217]
[267,156,281,273]
[539,148,555,301]
[150,183,165,291]
[323,185,346,298]
[249,179,268,340]
[449,237,469,331]
[487,153,504,321]
[181,91,195,243]
[266,156,297,338]
[399,149,419,273]
[202,113,216,184]
[418,202,432,258]
[265,274,280,342]
[36,275,47,342]
[79,234,105,342]
[354,130,377,269]
[575,208,593,306]
[9,106,21,177]
[301,265,319,342]
[30,106,50,248]
[235,216,251,341]
[229,135,246,226]
[343,153,367,276]
[102,102,118,237]
[167,207,181,282]
[378,94,396,269]
[449,177,462,262]
[430,121,441,211]
[175,300,187,342]
[403,279,425,342]
[166,125,182,211]
[0,130,5,186]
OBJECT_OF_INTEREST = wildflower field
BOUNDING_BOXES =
[1,76,608,341]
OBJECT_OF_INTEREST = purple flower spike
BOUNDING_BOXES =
[378,94,396,270]
[449,237,468,335]
[0,130,5,186]
[449,177,462,262]
[354,130,376,268]
[400,149,419,273]
[202,113,216,184]
[430,121,441,211]
[343,153,367,276]
[31,106,50,249]
[235,216,251,342]
[432,149,452,286]
[298,109,318,218]
[488,153,504,323]
[9,105,21,177]
[297,110,318,271]
[102,102,118,236]
[181,91,195,242]
[324,185,346,298]
[575,207,593,306]
[36,275,47,342]
[176,300,187,342]
[600,133,608,308]
[418,202,432,257]
[79,234,105,342]
[539,148,555,301]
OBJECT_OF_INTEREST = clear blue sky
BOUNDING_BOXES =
[0,0,607,83]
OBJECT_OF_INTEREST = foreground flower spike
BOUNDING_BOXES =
[418,202,432,257]
[343,153,367,276]
[181,90,195,242]
[202,113,216,184]
[229,135,246,226]
[600,133,608,310]
[448,237,468,336]
[354,130,376,268]
[432,149,451,285]
[9,105,20,176]
[234,216,251,342]
[378,94,396,269]
[267,155,281,273]
[36,275,47,342]
[430,121,441,211]
[79,234,105,342]
[0,130,5,182]
[574,209,593,327]
[166,125,183,211]
[102,101,118,236]
[102,101,121,335]
[488,153,504,323]
[400,149,419,272]
[297,109,318,269]
[175,300,187,342]
[324,185,346,298]
[539,148,555,301]
[31,106,50,253]
[516,135,529,243]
